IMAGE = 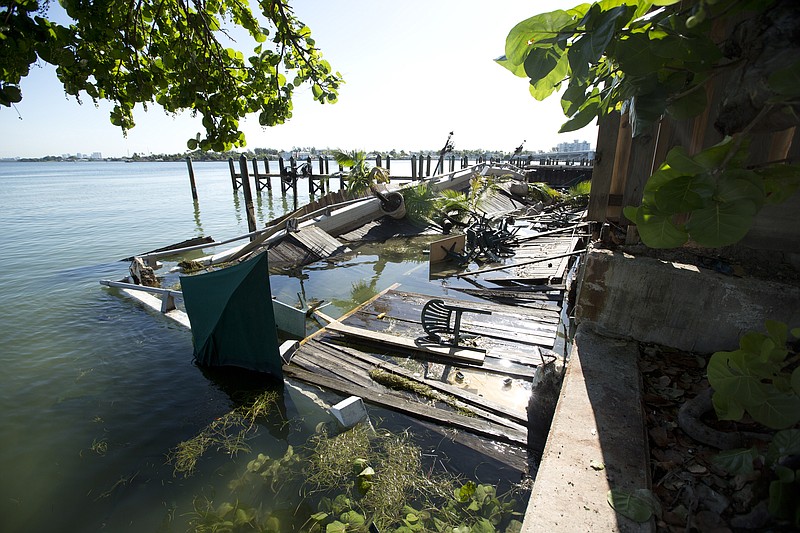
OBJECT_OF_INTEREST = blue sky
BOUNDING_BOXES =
[0,0,598,158]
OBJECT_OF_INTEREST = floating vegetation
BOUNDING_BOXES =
[368,368,474,416]
[90,437,108,456]
[177,259,205,274]
[186,421,526,532]
[167,390,279,477]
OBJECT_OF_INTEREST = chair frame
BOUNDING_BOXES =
[420,298,491,346]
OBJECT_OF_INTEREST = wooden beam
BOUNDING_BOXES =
[323,321,486,364]
[588,111,621,222]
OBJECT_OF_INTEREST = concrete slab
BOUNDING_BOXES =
[575,248,800,353]
[522,324,652,533]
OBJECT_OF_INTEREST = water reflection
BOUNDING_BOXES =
[192,199,203,236]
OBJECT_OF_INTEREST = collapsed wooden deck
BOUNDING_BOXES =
[282,288,563,454]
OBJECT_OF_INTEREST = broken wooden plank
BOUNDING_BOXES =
[458,249,586,277]
[282,364,528,446]
[324,321,486,364]
[288,225,348,258]
[321,340,529,426]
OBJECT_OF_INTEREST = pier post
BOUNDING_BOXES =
[278,158,287,195]
[263,158,272,191]
[376,154,382,168]
[238,155,257,237]
[386,154,391,172]
[411,155,417,180]
[426,154,431,176]
[418,154,424,178]
[228,157,240,191]
[185,157,198,200]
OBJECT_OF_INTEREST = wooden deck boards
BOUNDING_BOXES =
[282,287,572,448]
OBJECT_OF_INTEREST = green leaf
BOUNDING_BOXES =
[714,172,765,214]
[607,489,660,522]
[748,391,800,429]
[340,511,365,527]
[615,33,664,77]
[628,206,688,248]
[523,47,561,82]
[769,429,800,460]
[528,52,570,101]
[775,465,796,483]
[559,95,599,132]
[310,512,329,522]
[792,368,800,396]
[707,350,769,409]
[686,200,755,247]
[768,478,800,521]
[692,137,747,170]
[755,164,800,204]
[505,10,577,66]
[654,174,714,213]
[667,86,707,120]
[713,447,758,475]
[766,320,789,349]
[495,55,528,78]
[664,146,707,175]
[767,60,800,97]
[711,387,746,421]
[326,521,347,533]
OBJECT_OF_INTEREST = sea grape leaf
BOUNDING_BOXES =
[559,95,600,132]
[767,61,800,97]
[715,172,765,214]
[747,391,800,430]
[615,33,664,77]
[505,10,577,66]
[712,447,758,475]
[667,85,707,120]
[626,206,688,248]
[665,146,707,175]
[524,47,562,82]
[707,350,769,409]
[686,200,754,247]
[529,53,570,101]
[607,489,660,522]
[326,521,347,533]
[495,54,528,78]
[712,388,745,421]
[654,174,713,213]
[755,164,800,204]
[768,429,800,462]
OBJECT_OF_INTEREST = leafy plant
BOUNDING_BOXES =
[623,138,800,248]
[401,182,440,225]
[708,321,800,526]
[499,0,800,248]
[1,0,342,151]
[332,149,389,197]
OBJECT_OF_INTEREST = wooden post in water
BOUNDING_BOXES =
[262,158,272,191]
[185,157,198,200]
[228,157,239,191]
[411,155,417,179]
[418,154,424,178]
[386,154,391,171]
[278,158,287,195]
[376,154,382,168]
[426,154,431,176]
[238,155,257,237]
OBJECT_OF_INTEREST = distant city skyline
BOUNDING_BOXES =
[0,0,598,159]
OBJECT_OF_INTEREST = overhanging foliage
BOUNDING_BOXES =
[0,0,342,151]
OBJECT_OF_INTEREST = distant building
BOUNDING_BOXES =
[554,139,591,152]
[91,152,103,160]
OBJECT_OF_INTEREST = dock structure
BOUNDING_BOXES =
[282,287,562,451]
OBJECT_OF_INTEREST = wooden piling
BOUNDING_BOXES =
[418,154,424,177]
[185,157,198,200]
[238,155,257,237]
[426,154,431,176]
[411,155,417,179]
[228,157,240,191]
[386,154,391,171]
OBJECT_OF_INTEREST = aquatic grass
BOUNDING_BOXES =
[167,390,279,477]
[303,424,458,530]
[369,368,475,417]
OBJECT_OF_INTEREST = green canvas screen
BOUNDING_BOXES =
[180,252,283,377]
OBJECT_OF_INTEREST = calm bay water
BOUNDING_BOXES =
[0,161,522,532]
